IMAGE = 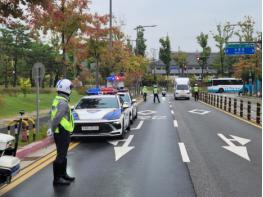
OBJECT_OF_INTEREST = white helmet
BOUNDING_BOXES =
[56,79,73,95]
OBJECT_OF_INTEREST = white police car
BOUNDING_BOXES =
[117,91,138,124]
[71,95,130,138]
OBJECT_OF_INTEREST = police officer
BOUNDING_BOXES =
[193,84,199,101]
[51,79,75,186]
[153,84,160,103]
[142,86,148,102]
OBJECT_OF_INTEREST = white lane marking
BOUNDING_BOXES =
[169,105,172,108]
[131,121,144,130]
[178,143,190,162]
[188,109,211,115]
[114,135,135,161]
[171,110,174,114]
[217,133,250,161]
[173,120,178,128]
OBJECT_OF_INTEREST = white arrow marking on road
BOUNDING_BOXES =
[173,120,178,128]
[114,135,134,161]
[138,115,151,120]
[131,121,144,130]
[138,110,156,116]
[152,115,167,120]
[171,110,174,114]
[108,139,126,146]
[229,135,251,146]
[217,133,251,161]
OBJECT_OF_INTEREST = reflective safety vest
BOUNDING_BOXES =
[194,86,199,92]
[51,96,74,133]
[142,87,148,94]
[153,87,158,94]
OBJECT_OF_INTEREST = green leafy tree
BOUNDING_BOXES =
[173,51,187,77]
[135,27,146,56]
[211,22,234,76]
[159,35,171,77]
[196,32,211,80]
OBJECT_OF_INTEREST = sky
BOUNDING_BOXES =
[90,0,262,56]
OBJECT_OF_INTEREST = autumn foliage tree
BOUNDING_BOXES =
[28,0,93,77]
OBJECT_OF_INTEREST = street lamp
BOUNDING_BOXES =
[134,25,157,56]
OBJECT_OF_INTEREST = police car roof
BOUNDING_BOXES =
[81,95,117,99]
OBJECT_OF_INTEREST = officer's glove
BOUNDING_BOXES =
[47,128,53,136]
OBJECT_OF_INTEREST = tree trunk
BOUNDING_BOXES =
[220,48,224,76]
[4,62,8,88]
[13,57,17,87]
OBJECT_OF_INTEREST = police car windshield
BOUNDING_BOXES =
[76,97,119,109]
[177,84,189,90]
[118,94,131,104]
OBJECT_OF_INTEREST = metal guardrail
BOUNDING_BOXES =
[200,92,262,125]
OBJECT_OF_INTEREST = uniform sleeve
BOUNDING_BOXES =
[51,100,69,132]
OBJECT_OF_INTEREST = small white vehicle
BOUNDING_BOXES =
[0,133,20,185]
[174,84,191,100]
[71,95,130,138]
[117,91,138,124]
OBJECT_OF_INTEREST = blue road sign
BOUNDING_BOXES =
[224,43,256,55]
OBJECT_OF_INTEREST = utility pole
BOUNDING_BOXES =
[109,0,113,69]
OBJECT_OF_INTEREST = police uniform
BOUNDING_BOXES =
[51,80,75,186]
[153,86,160,103]
[194,85,199,101]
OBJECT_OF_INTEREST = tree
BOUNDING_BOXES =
[0,0,48,24]
[135,27,146,56]
[173,51,187,76]
[28,0,93,77]
[235,16,255,42]
[211,22,234,76]
[159,35,171,78]
[196,32,211,80]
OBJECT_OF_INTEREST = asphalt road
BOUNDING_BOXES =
[1,94,261,197]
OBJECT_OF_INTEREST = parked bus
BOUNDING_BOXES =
[207,78,243,93]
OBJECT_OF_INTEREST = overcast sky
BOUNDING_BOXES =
[90,0,262,56]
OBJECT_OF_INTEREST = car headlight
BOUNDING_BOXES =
[72,112,79,120]
[112,121,122,129]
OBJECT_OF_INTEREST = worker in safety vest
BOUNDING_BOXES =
[153,84,160,103]
[142,86,148,102]
[51,79,75,186]
[193,84,199,101]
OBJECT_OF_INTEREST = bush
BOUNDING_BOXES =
[0,87,20,96]
[19,78,31,97]
[0,96,4,106]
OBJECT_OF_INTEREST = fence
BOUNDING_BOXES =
[199,92,262,126]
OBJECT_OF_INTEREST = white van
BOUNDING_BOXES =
[174,77,191,100]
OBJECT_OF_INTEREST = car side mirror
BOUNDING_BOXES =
[122,102,129,109]
[132,99,137,104]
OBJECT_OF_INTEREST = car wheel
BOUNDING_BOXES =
[120,120,126,139]
[135,111,138,119]
[130,113,133,124]
[127,116,131,131]
[218,88,224,93]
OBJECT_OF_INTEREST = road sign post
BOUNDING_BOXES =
[32,63,45,135]
[224,43,256,56]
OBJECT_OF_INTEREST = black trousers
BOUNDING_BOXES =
[53,126,70,178]
[153,94,160,103]
[194,92,199,101]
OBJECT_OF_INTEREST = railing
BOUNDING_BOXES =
[200,92,262,126]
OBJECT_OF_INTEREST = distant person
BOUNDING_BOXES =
[193,84,199,101]
[142,86,148,102]
[153,85,160,103]
[51,79,75,186]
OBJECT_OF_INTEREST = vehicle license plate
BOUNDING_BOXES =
[82,126,99,131]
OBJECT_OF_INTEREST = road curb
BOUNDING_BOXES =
[16,136,54,159]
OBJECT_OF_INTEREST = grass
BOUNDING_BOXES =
[0,90,82,118]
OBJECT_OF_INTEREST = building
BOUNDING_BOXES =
[149,52,218,78]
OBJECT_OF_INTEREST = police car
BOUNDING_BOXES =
[117,91,137,124]
[71,95,130,138]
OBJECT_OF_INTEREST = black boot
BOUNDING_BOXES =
[53,162,71,186]
[62,159,75,182]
